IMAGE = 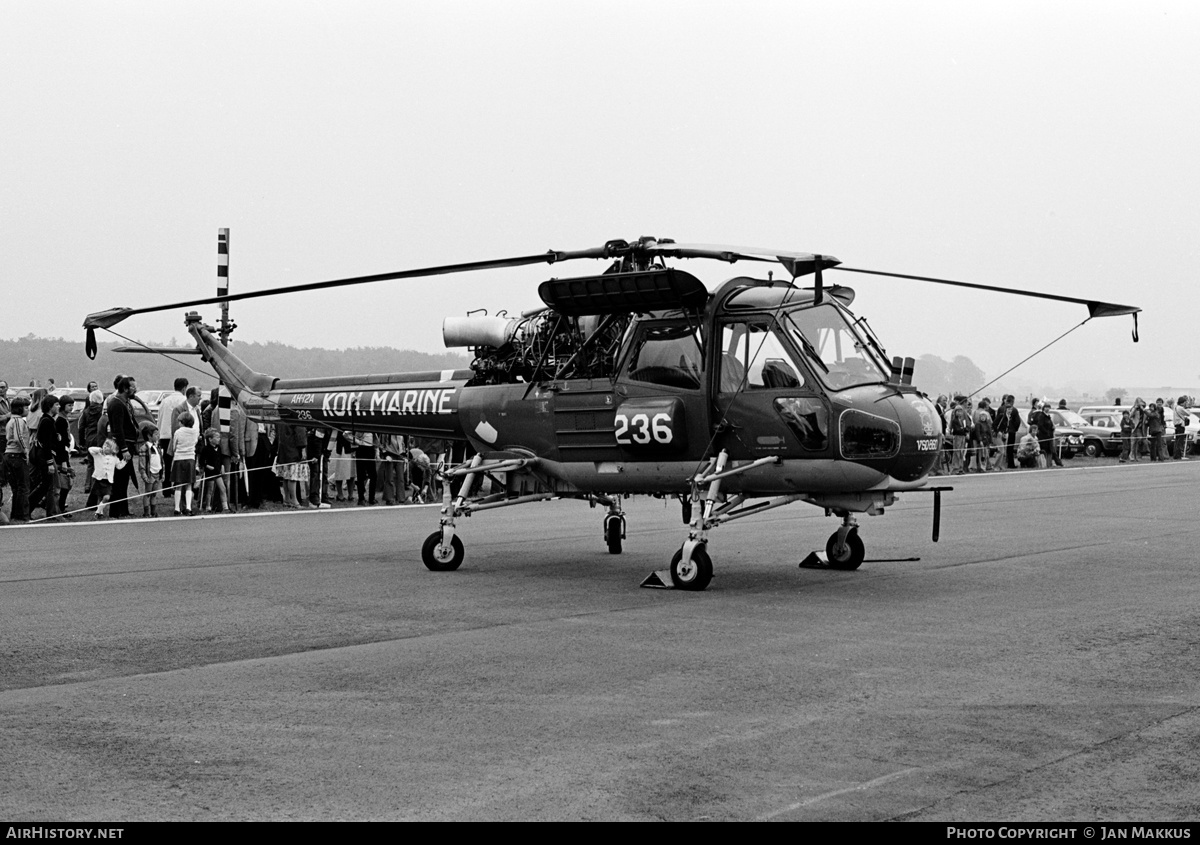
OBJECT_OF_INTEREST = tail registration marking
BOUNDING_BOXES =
[313,388,456,417]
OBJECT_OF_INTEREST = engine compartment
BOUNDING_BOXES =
[458,310,632,386]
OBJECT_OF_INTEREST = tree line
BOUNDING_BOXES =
[0,335,471,390]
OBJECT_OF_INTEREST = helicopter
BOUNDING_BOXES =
[83,236,1140,590]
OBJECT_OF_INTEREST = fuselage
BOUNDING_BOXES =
[185,273,941,497]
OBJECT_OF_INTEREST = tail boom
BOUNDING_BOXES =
[185,313,468,440]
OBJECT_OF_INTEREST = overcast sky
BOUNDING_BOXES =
[3,0,1197,394]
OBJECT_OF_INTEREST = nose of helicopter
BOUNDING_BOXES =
[887,392,943,482]
[831,387,941,484]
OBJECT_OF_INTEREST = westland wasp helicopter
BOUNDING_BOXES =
[83,237,1140,590]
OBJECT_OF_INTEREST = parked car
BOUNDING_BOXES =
[135,389,171,418]
[1051,408,1122,458]
[1078,403,1197,456]
[1161,405,1200,456]
[1076,411,1126,457]
[1015,408,1085,459]
[1078,404,1124,417]
[1181,409,1200,455]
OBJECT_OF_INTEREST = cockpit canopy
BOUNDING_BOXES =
[717,281,890,391]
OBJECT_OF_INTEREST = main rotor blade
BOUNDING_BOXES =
[832,266,1141,318]
[81,237,845,336]
[82,249,604,332]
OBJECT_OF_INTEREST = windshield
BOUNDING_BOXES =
[1056,409,1088,427]
[783,304,891,389]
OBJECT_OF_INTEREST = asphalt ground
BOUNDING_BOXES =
[1,459,1198,821]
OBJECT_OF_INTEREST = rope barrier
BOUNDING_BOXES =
[23,458,310,524]
[19,451,432,524]
[930,429,1190,475]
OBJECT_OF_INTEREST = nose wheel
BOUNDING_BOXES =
[670,544,713,591]
[422,531,465,571]
[825,529,865,570]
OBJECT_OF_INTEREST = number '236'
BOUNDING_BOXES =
[615,412,673,446]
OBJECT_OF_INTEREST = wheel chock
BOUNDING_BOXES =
[799,551,830,569]
[640,570,675,589]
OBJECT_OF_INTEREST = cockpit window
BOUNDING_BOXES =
[783,304,890,389]
[625,322,703,391]
[719,322,805,393]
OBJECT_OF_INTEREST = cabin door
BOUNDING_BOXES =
[713,318,831,460]
[608,319,709,461]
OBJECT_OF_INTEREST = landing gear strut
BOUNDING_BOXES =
[419,452,558,573]
[665,451,784,591]
[422,454,481,572]
[669,449,731,592]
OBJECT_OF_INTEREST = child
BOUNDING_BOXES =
[136,423,164,518]
[169,411,199,516]
[198,428,228,513]
[87,437,121,519]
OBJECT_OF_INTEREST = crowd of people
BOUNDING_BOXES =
[4,372,1195,524]
[0,374,444,524]
[932,393,1193,475]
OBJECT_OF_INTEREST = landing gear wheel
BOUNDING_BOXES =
[825,531,865,571]
[670,545,713,591]
[605,516,623,554]
[422,531,464,571]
